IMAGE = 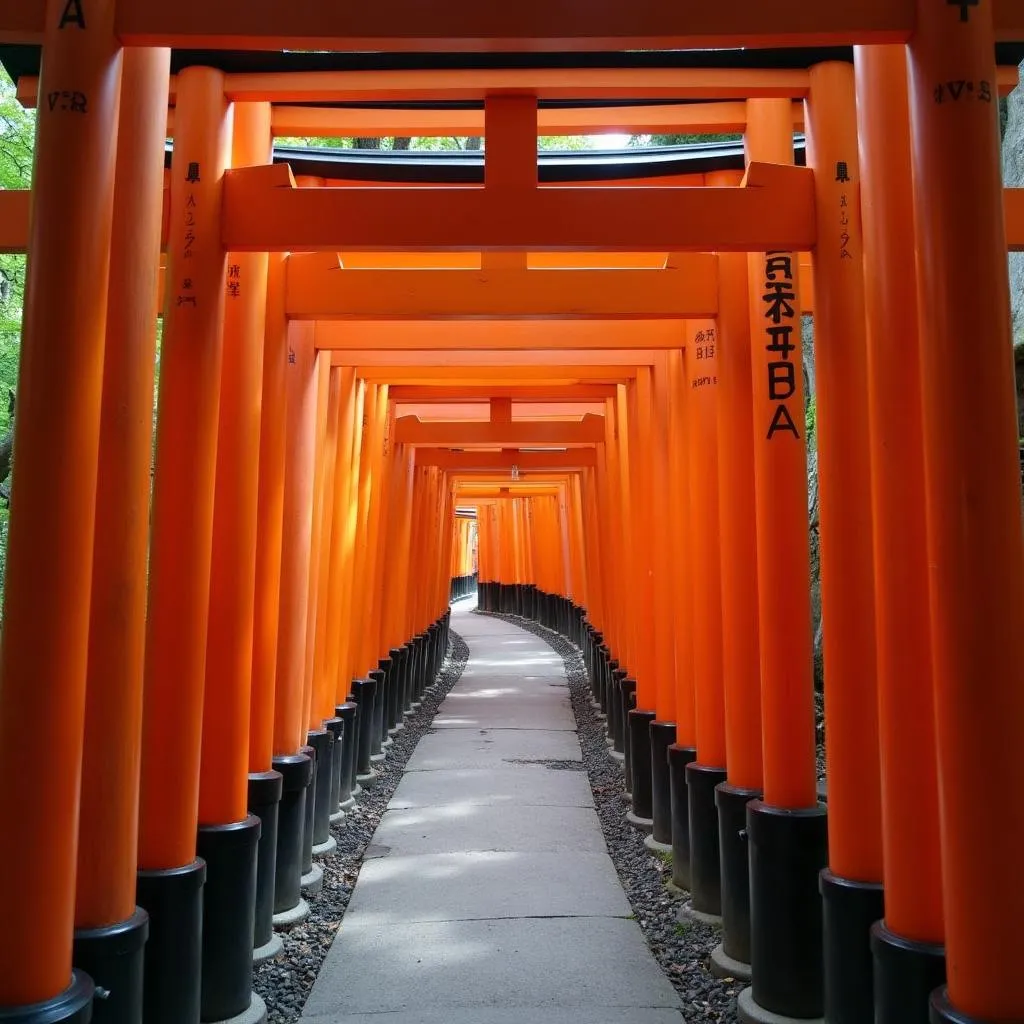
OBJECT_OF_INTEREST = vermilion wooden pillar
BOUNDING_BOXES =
[682,319,728,922]
[270,319,318,921]
[907,4,1024,1021]
[712,239,764,978]
[805,60,886,1024]
[854,42,945,1024]
[195,100,273,1023]
[69,46,169,1024]
[0,1,121,1016]
[135,65,232,1024]
[740,97,827,1024]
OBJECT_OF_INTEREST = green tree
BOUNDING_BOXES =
[0,64,34,601]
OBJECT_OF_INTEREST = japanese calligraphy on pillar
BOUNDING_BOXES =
[227,263,242,299]
[176,163,201,308]
[932,1,993,103]
[836,163,854,261]
[761,253,800,440]
[690,326,719,390]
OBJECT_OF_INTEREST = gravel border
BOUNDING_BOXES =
[476,609,743,1024]
[253,627,472,1024]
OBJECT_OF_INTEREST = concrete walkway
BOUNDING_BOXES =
[300,600,682,1024]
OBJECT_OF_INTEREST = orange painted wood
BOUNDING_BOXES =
[200,100,273,825]
[907,3,1024,1016]
[76,45,170,931]
[138,67,232,869]
[805,61,883,883]
[853,41,943,946]
[250,252,288,772]
[283,257,718,321]
[744,98,818,810]
[222,166,816,253]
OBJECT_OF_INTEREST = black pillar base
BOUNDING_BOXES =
[610,668,627,750]
[747,799,829,1020]
[323,717,344,817]
[627,709,657,826]
[621,679,637,794]
[649,722,676,846]
[300,742,318,873]
[716,783,761,966]
[686,762,728,917]
[821,868,885,1024]
[197,815,261,1022]
[368,669,387,755]
[246,770,283,951]
[0,974,95,1023]
[334,703,358,808]
[351,678,376,775]
[929,988,988,1024]
[72,907,148,1024]
[871,921,945,1024]
[272,753,312,915]
[136,858,207,1024]
[307,729,334,847]
[669,745,698,890]
[387,650,404,731]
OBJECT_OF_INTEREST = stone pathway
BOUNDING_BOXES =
[300,600,683,1023]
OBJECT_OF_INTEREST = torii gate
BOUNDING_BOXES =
[0,6,1021,1024]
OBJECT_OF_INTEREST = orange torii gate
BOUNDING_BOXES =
[0,7,1022,1024]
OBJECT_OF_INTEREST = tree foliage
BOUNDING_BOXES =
[0,66,33,439]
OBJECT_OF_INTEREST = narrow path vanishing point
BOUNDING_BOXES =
[299,598,683,1023]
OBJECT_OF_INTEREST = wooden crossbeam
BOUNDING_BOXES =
[389,384,617,401]
[417,450,597,469]
[395,414,605,447]
[5,0,1023,49]
[286,252,717,320]
[222,161,817,252]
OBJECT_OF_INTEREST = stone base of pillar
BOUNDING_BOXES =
[301,863,324,895]
[271,753,312,921]
[711,941,752,983]
[203,992,267,1024]
[821,868,885,1024]
[252,933,283,964]
[247,770,284,955]
[737,986,824,1024]
[72,907,148,1024]
[356,768,378,789]
[716,783,761,968]
[649,721,676,846]
[748,800,828,1021]
[871,921,945,1024]
[272,898,309,930]
[312,835,337,859]
[0,974,94,1023]
[643,833,672,855]
[678,901,723,928]
[668,744,698,891]
[197,815,261,1024]
[686,762,728,917]
[136,858,207,1024]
